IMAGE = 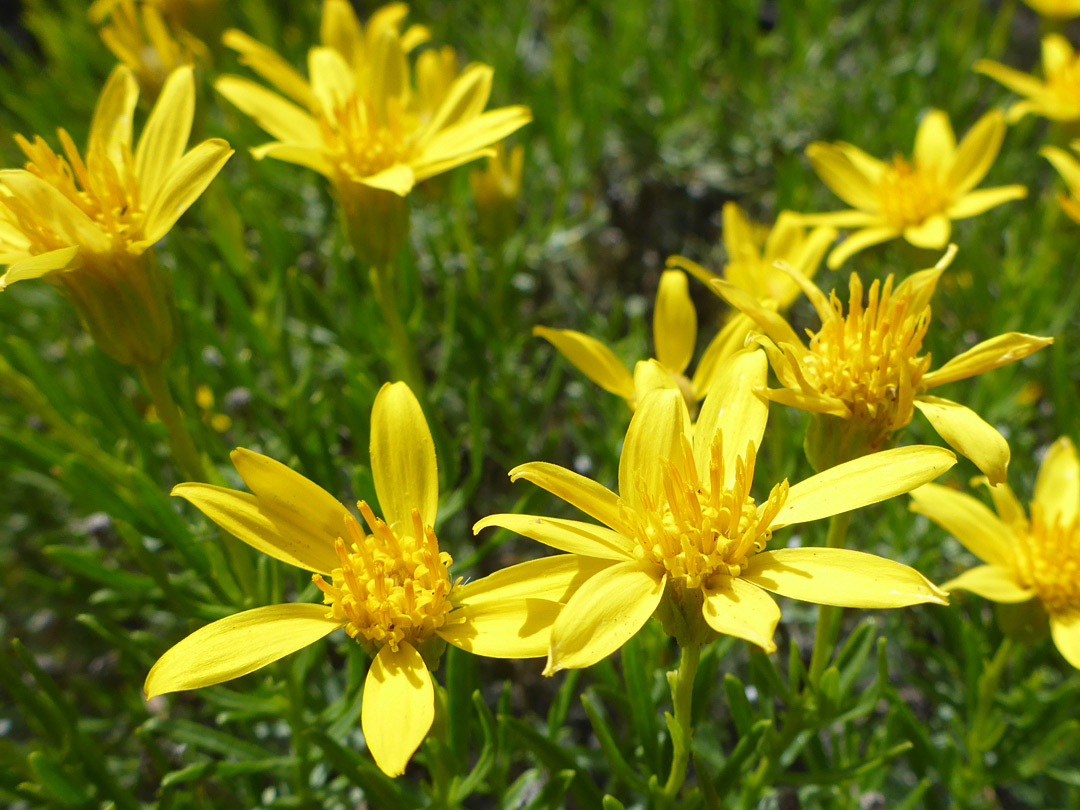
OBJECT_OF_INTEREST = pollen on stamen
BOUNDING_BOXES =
[626,433,788,591]
[312,502,457,652]
[319,94,416,181]
[1014,506,1080,616]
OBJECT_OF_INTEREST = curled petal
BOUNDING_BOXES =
[702,578,780,653]
[913,396,1010,485]
[922,333,1054,388]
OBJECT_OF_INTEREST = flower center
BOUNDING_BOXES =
[801,273,932,432]
[624,434,788,590]
[877,156,948,228]
[313,501,456,651]
[319,95,416,181]
[1014,507,1080,615]
[4,131,143,255]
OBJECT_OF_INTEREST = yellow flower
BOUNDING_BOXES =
[1040,141,1080,224]
[910,437,1080,668]
[469,142,524,245]
[0,65,232,366]
[534,268,743,411]
[799,110,1026,268]
[216,1,530,265]
[1021,0,1080,19]
[976,35,1080,124]
[91,0,224,48]
[670,203,836,312]
[476,351,953,673]
[92,0,206,101]
[711,247,1053,482]
[146,383,582,777]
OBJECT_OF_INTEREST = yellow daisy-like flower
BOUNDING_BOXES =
[1021,0,1080,16]
[470,142,524,245]
[146,382,583,777]
[0,65,232,366]
[92,0,206,101]
[215,0,530,265]
[670,202,836,312]
[534,268,740,412]
[477,350,953,673]
[800,110,1026,268]
[910,437,1080,668]
[1040,141,1080,224]
[711,247,1053,482]
[91,0,224,47]
[976,35,1080,124]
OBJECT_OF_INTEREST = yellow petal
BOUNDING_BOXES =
[825,226,899,269]
[215,76,323,145]
[618,388,691,514]
[1043,33,1074,76]
[418,107,532,166]
[908,482,1015,567]
[974,59,1047,99]
[89,65,138,168]
[143,139,234,244]
[653,270,697,374]
[1034,437,1079,528]
[136,67,195,203]
[371,28,408,117]
[914,110,956,176]
[1041,145,1080,194]
[371,382,438,530]
[172,483,343,574]
[903,215,951,250]
[441,598,563,658]
[412,147,499,183]
[0,170,108,253]
[946,186,1027,219]
[357,164,416,196]
[1050,611,1080,670]
[362,642,434,777]
[693,348,768,487]
[0,245,80,289]
[787,225,837,300]
[424,63,493,134]
[702,578,779,653]
[795,210,882,228]
[947,110,1006,196]
[250,142,334,177]
[835,143,887,184]
[509,462,630,534]
[892,246,952,313]
[452,554,616,606]
[913,396,1010,485]
[722,202,758,261]
[975,477,1027,528]
[222,29,316,108]
[743,548,948,607]
[320,0,364,67]
[633,358,678,405]
[472,514,635,561]
[709,278,807,351]
[533,325,634,400]
[806,142,880,211]
[144,603,343,697]
[309,47,355,120]
[546,560,664,674]
[942,565,1034,603]
[774,445,957,528]
[923,333,1054,388]
[690,313,754,398]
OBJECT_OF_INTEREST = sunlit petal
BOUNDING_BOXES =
[948,109,1006,195]
[943,565,1034,603]
[533,325,634,400]
[909,482,1015,567]
[1050,611,1080,670]
[509,462,630,534]
[693,348,768,486]
[825,226,899,269]
[922,333,1054,387]
[914,395,1010,485]
[947,186,1027,219]
[371,382,438,530]
[619,389,691,513]
[473,514,635,560]
[362,642,434,777]
[654,270,697,374]
[143,139,234,244]
[1034,437,1079,528]
[913,110,956,176]
[806,142,880,210]
[702,578,779,653]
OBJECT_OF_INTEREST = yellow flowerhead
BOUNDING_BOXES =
[911,437,1080,668]
[91,0,224,48]
[146,382,581,777]
[91,0,206,101]
[1021,0,1080,16]
[477,351,953,673]
[977,35,1080,123]
[712,247,1053,482]
[534,268,742,412]
[469,142,524,245]
[1041,141,1080,224]
[215,0,530,265]
[800,110,1026,268]
[0,65,232,366]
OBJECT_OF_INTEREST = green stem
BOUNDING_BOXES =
[370,263,425,396]
[287,662,314,810]
[807,511,852,685]
[970,636,1015,749]
[661,643,701,800]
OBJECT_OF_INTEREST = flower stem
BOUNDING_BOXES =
[661,643,700,800]
[370,263,425,397]
[807,510,852,685]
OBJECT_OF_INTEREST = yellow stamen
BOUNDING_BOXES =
[1014,506,1080,615]
[312,502,457,651]
[877,155,948,228]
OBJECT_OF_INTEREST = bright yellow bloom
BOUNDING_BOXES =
[670,203,836,312]
[0,65,232,365]
[911,437,1080,668]
[534,269,742,411]
[976,36,1080,124]
[470,142,524,245]
[712,247,1053,483]
[477,351,953,673]
[146,383,581,777]
[1022,0,1080,16]
[800,110,1026,268]
[92,0,206,101]
[91,0,224,47]
[1041,141,1080,224]
[216,0,530,264]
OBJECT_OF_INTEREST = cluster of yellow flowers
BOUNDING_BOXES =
[0,0,1074,784]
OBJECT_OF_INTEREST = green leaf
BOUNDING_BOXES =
[27,751,91,808]
[502,715,603,809]
[723,674,753,737]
